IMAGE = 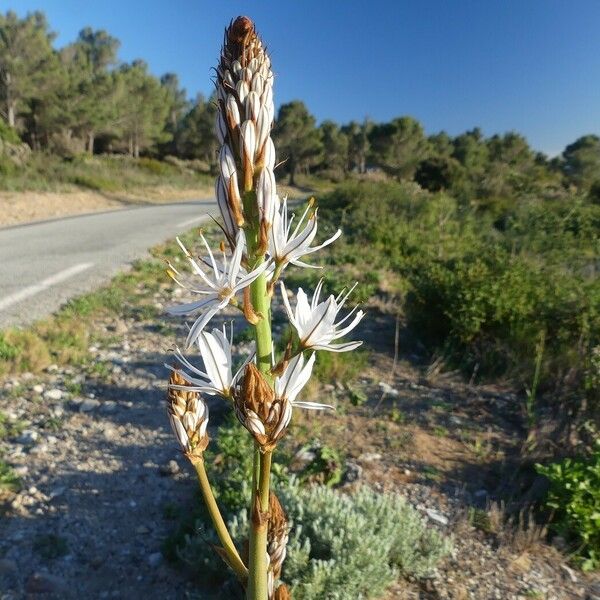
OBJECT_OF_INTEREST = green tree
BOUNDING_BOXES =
[273,100,322,185]
[342,119,372,174]
[159,72,189,156]
[318,119,349,175]
[0,11,56,129]
[174,94,217,166]
[369,116,430,179]
[115,61,171,157]
[562,135,600,190]
[60,28,121,154]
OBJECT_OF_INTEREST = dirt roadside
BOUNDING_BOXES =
[0,186,213,228]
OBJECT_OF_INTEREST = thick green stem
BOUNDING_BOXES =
[247,246,274,600]
[193,459,248,582]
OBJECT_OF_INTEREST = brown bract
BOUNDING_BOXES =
[228,16,254,45]
[273,583,292,600]
[234,364,292,452]
[267,492,289,579]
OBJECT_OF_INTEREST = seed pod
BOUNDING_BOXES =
[234,363,292,451]
[167,370,209,461]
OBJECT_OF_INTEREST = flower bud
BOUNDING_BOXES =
[257,167,276,224]
[235,363,291,451]
[167,370,209,461]
[268,492,289,579]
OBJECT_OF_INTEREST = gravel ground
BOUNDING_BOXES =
[0,287,599,599]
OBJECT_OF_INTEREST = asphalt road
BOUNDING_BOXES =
[0,199,218,329]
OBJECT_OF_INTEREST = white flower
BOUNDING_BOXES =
[167,325,253,397]
[167,229,268,347]
[269,197,341,269]
[281,280,364,352]
[275,352,331,410]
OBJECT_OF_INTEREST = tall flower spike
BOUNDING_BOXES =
[269,196,341,271]
[167,370,209,461]
[235,354,332,452]
[167,325,254,398]
[280,281,364,352]
[167,229,269,348]
[216,16,277,248]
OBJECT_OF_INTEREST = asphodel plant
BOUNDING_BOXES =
[165,16,364,600]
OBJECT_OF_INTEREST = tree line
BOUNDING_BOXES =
[1,10,599,202]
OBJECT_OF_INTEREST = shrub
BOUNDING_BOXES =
[316,180,600,418]
[536,443,600,571]
[179,482,451,598]
[0,120,21,144]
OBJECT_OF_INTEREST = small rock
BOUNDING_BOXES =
[26,572,68,594]
[136,525,150,534]
[425,508,449,526]
[358,452,382,462]
[323,384,335,392]
[46,364,59,373]
[101,400,117,413]
[378,382,399,397]
[17,429,38,444]
[32,384,44,394]
[474,489,488,499]
[159,460,180,476]
[44,388,63,401]
[147,552,162,567]
[79,399,100,412]
[292,448,317,468]
[342,461,363,484]
[49,486,66,499]
[561,563,578,583]
[449,416,462,425]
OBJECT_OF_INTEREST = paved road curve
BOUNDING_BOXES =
[0,199,218,328]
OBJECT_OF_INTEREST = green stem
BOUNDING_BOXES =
[247,252,273,600]
[193,459,248,582]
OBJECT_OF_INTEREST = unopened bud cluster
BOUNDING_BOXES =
[216,16,275,248]
[167,370,209,460]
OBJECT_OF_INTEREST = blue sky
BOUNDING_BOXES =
[7,0,600,155]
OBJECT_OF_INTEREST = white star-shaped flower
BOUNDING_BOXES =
[280,280,364,352]
[167,230,268,347]
[167,325,253,398]
[275,352,331,410]
[269,196,341,270]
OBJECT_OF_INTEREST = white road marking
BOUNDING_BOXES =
[177,216,206,228]
[0,262,94,312]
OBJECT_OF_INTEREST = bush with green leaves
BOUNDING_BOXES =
[179,481,451,598]
[311,180,600,419]
[536,443,600,571]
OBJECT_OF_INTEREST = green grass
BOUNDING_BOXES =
[0,153,212,193]
[0,458,20,493]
